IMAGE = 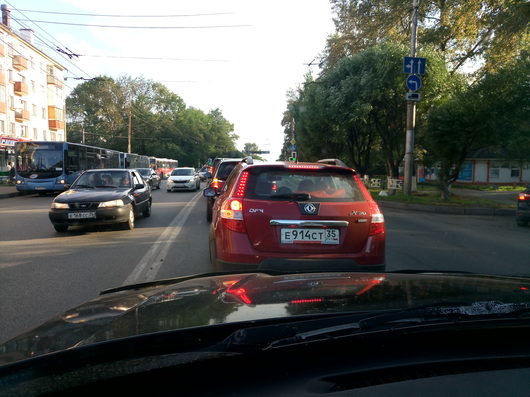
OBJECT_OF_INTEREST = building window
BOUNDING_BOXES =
[9,96,14,109]
[31,80,35,93]
[43,130,47,141]
[50,131,56,141]
[21,100,27,110]
[489,168,500,179]
[33,128,38,139]
[30,56,35,69]
[10,122,15,135]
[21,125,28,137]
[8,69,13,82]
[511,168,520,178]
[0,120,5,133]
[32,104,37,116]
[42,107,46,118]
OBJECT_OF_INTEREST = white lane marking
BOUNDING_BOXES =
[122,191,202,285]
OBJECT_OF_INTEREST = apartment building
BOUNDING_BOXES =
[0,4,66,171]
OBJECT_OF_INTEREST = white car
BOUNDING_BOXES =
[166,167,201,192]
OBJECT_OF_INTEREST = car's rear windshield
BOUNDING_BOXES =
[216,162,239,180]
[245,169,366,202]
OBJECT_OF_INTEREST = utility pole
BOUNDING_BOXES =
[127,107,132,153]
[404,0,420,195]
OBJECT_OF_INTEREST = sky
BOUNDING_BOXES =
[8,0,336,161]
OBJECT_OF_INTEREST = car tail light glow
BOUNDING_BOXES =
[518,193,530,201]
[234,171,249,197]
[291,298,323,304]
[221,198,246,232]
[226,286,252,304]
[368,212,385,236]
[211,178,220,189]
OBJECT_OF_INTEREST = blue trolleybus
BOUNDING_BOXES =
[15,141,124,194]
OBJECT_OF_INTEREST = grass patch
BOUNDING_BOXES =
[452,183,526,191]
[369,189,515,208]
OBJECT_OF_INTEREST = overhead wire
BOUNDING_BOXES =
[12,19,251,29]
[15,9,234,18]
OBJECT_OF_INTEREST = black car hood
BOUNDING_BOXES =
[55,188,132,203]
[1,271,529,365]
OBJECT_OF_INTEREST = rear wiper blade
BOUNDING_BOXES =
[269,193,311,201]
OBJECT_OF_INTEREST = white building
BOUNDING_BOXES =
[0,4,66,172]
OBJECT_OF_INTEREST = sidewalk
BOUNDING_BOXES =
[0,184,19,199]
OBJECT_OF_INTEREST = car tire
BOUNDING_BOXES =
[206,203,212,222]
[122,206,135,230]
[143,200,152,217]
[167,189,171,193]
[53,224,68,232]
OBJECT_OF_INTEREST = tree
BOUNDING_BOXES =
[325,0,530,75]
[425,53,530,199]
[242,143,265,161]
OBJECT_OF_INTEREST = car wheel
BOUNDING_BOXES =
[53,224,68,232]
[143,200,152,217]
[206,203,212,222]
[167,189,171,193]
[123,206,135,230]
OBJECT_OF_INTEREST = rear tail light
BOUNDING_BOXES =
[518,193,530,201]
[368,212,385,236]
[234,171,249,197]
[220,198,246,232]
[211,178,220,189]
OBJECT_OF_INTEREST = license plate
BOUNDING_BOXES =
[281,228,339,244]
[35,187,45,190]
[68,212,96,219]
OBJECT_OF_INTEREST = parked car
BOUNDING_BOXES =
[198,166,210,181]
[204,158,385,272]
[136,168,161,189]
[48,169,152,232]
[205,158,243,222]
[516,184,530,226]
[167,167,201,192]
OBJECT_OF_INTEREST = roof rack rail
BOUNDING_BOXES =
[317,158,347,167]
[242,156,254,165]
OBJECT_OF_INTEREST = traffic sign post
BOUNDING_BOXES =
[406,75,421,91]
[403,56,426,75]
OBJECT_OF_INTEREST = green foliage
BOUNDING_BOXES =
[66,76,239,166]
[325,0,530,74]
[425,53,530,199]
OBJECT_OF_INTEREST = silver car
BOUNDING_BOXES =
[166,167,201,192]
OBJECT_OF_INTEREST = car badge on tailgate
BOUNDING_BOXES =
[298,202,320,215]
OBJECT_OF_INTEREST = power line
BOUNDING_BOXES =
[13,19,251,29]
[16,9,234,18]
[81,54,229,62]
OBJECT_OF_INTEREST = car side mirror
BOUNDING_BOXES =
[134,183,145,190]
[203,187,218,197]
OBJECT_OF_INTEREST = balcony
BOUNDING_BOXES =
[49,119,64,130]
[47,74,63,88]
[15,109,30,122]
[0,102,6,114]
[13,55,28,71]
[0,72,5,85]
[14,81,28,96]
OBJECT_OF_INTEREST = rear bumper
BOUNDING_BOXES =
[516,207,530,221]
[214,228,386,272]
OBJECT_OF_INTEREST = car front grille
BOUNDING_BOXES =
[68,202,100,209]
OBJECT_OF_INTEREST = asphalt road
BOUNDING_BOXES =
[0,185,528,343]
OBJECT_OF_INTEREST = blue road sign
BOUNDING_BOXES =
[290,144,296,151]
[403,56,426,75]
[406,75,421,91]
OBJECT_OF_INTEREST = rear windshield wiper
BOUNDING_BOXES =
[268,193,311,201]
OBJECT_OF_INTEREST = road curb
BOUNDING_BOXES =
[0,191,19,199]
[377,200,516,216]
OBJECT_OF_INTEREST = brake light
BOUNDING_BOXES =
[211,177,220,189]
[287,164,323,169]
[220,198,246,232]
[518,193,530,201]
[368,212,385,236]
[226,286,252,304]
[234,171,249,197]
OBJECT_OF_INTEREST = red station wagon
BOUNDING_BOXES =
[204,158,386,272]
